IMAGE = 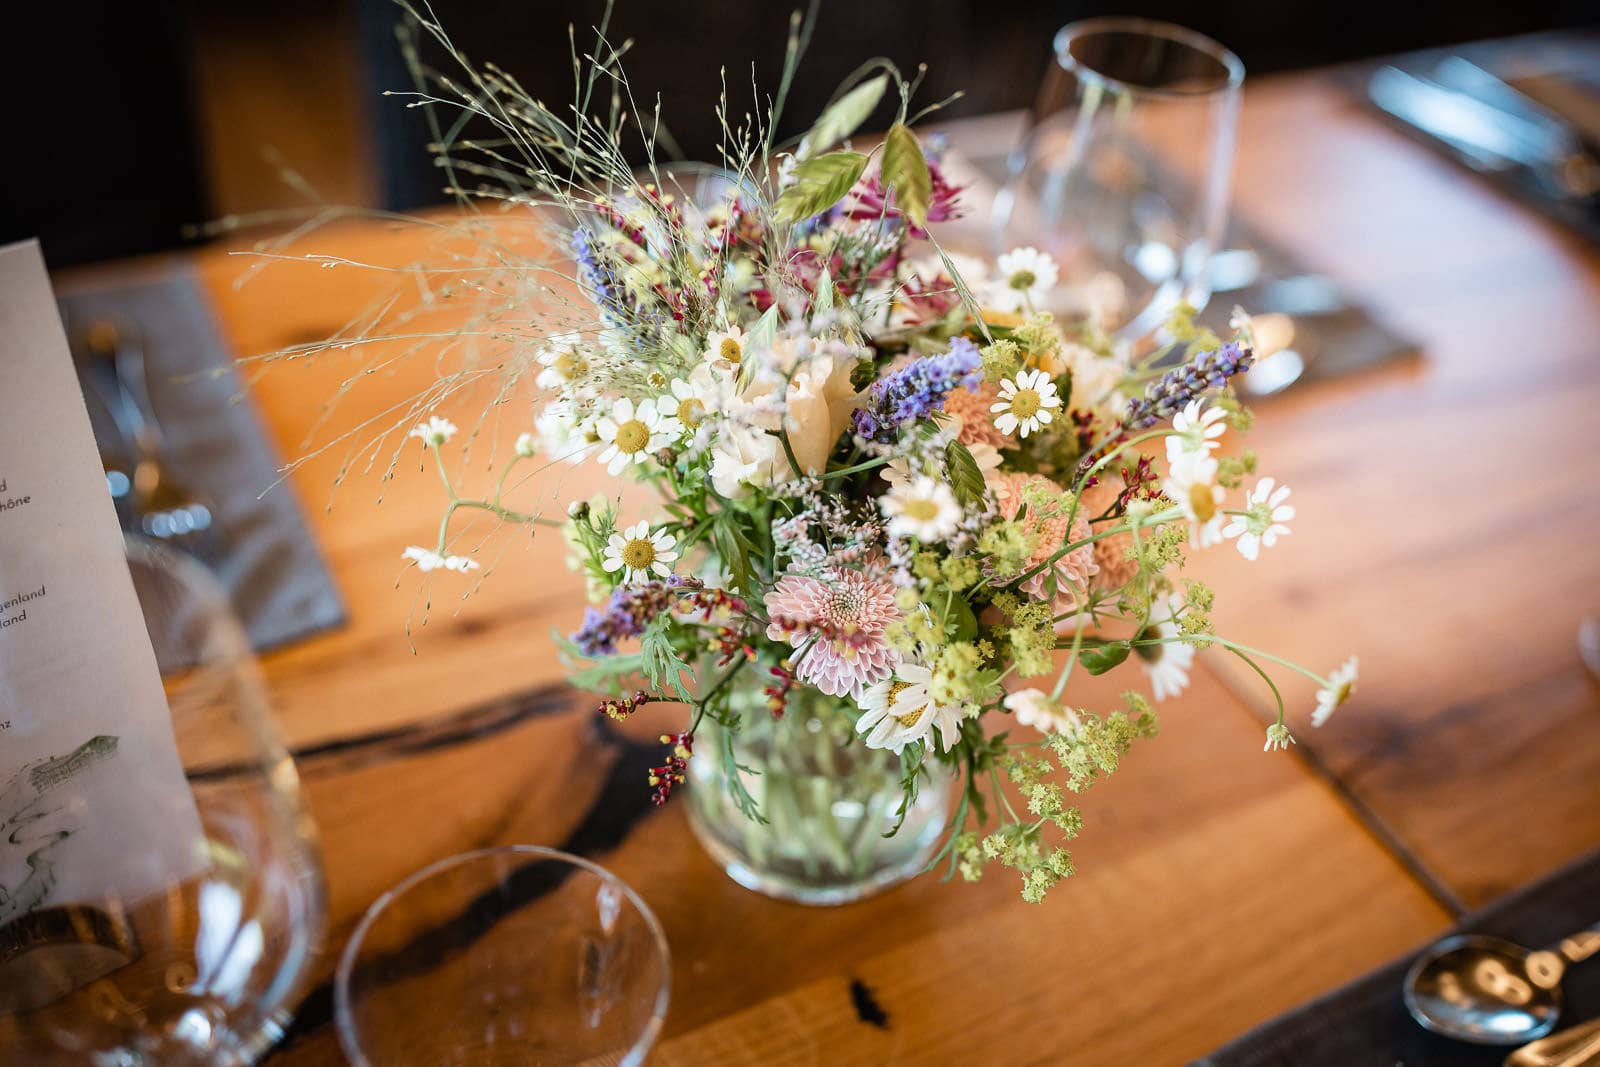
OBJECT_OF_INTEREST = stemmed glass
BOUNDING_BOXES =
[0,537,326,1064]
[994,17,1244,341]
[336,846,670,1067]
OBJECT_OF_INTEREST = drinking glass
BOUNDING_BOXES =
[336,846,670,1067]
[995,17,1244,340]
[0,537,326,1064]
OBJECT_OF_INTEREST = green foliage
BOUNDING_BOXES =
[773,150,869,224]
[800,74,888,159]
[945,439,987,508]
[641,621,695,702]
[880,123,931,228]
[1079,640,1131,675]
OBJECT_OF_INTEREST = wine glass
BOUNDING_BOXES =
[994,17,1244,341]
[336,846,670,1067]
[0,537,326,1064]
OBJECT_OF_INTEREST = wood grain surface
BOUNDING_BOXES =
[88,65,1597,1064]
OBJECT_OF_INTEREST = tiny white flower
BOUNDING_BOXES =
[1222,477,1295,561]
[988,246,1059,312]
[534,333,588,390]
[1162,452,1225,549]
[1003,689,1082,736]
[536,398,597,465]
[601,521,679,582]
[1166,400,1227,465]
[1138,595,1195,702]
[409,416,457,447]
[855,662,964,754]
[402,545,479,574]
[703,323,748,374]
[595,397,681,476]
[1263,722,1296,753]
[1229,305,1255,341]
[990,368,1062,439]
[1313,657,1359,728]
[514,432,537,458]
[882,476,963,543]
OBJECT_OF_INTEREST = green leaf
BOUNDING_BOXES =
[813,264,835,317]
[641,622,695,702]
[773,150,869,224]
[800,74,888,160]
[881,123,931,229]
[1079,641,1132,675]
[945,594,979,642]
[946,440,986,508]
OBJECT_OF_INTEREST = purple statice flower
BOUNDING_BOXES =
[853,337,984,443]
[1121,342,1256,430]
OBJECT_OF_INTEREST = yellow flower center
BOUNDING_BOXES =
[677,398,705,427]
[902,498,941,521]
[1007,269,1037,291]
[1188,483,1217,522]
[1009,388,1041,419]
[614,419,651,454]
[620,538,657,570]
[888,681,926,728]
[554,350,586,378]
[719,338,742,365]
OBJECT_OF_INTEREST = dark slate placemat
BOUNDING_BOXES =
[56,267,345,651]
[1194,847,1600,1067]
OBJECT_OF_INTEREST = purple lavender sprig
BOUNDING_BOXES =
[853,336,984,443]
[1121,342,1255,430]
[571,576,694,656]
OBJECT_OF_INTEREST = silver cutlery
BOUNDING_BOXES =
[1404,924,1600,1043]
[83,320,217,546]
[1506,1016,1600,1067]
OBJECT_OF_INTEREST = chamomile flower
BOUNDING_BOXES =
[595,397,681,475]
[990,368,1062,439]
[1138,595,1194,701]
[663,374,715,436]
[1264,722,1295,753]
[988,247,1059,313]
[1003,689,1082,736]
[881,477,963,543]
[1162,452,1225,548]
[1166,400,1227,464]
[536,398,596,465]
[534,333,588,389]
[1313,657,1359,727]
[402,546,479,573]
[409,416,457,447]
[704,323,748,373]
[602,521,679,582]
[1223,477,1295,561]
[855,661,964,753]
[514,432,537,458]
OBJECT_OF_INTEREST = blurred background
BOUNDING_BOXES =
[6,0,1595,267]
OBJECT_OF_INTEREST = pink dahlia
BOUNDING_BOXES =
[942,381,1012,450]
[992,473,1099,608]
[763,571,900,697]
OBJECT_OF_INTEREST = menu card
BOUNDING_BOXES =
[0,240,204,941]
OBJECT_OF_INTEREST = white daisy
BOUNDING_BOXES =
[1138,595,1195,702]
[535,398,596,465]
[1313,657,1359,727]
[855,662,964,754]
[704,323,748,374]
[595,397,681,476]
[402,546,479,574]
[1263,722,1296,753]
[409,416,457,447]
[990,368,1062,439]
[534,333,588,390]
[881,477,963,543]
[1166,400,1227,465]
[1223,477,1295,561]
[1003,689,1082,736]
[1162,452,1225,548]
[601,521,680,582]
[663,373,716,436]
[514,432,537,458]
[987,246,1059,313]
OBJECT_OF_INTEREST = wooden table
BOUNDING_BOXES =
[140,64,1600,1064]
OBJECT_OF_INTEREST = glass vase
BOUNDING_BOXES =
[683,678,955,906]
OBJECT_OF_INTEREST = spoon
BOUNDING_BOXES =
[1404,926,1600,1044]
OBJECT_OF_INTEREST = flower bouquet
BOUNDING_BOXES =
[293,6,1356,903]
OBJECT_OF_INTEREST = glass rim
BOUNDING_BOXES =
[334,845,671,1067]
[1052,17,1244,100]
